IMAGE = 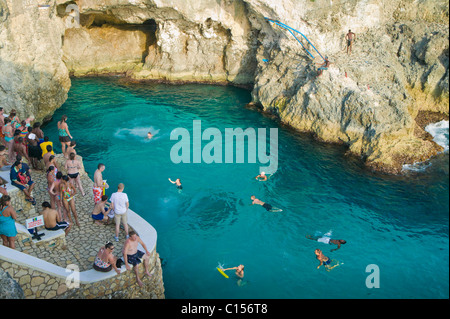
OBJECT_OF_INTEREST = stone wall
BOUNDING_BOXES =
[0,249,164,299]
[0,155,165,299]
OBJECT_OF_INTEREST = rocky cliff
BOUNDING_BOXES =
[0,0,448,173]
[0,0,70,121]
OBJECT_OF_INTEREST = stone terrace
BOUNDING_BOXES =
[12,155,133,272]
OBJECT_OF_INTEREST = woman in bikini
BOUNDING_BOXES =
[46,155,60,175]
[65,152,85,196]
[2,118,15,164]
[60,175,79,227]
[57,115,72,155]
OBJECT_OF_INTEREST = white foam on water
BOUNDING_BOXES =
[402,162,432,172]
[425,120,449,153]
[402,120,449,172]
[114,126,161,142]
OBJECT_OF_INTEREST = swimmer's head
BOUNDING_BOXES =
[261,172,266,176]
[339,240,347,244]
[238,265,244,270]
[251,195,256,200]
[314,249,322,255]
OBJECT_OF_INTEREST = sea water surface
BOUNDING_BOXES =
[43,77,449,299]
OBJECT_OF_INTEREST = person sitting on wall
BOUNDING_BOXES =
[10,160,36,205]
[93,242,122,275]
[42,201,71,235]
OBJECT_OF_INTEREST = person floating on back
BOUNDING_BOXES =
[306,232,347,252]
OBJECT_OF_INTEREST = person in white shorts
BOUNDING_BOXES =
[109,183,129,242]
[306,231,346,252]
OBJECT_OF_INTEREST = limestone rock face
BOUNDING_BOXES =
[1,0,448,173]
[0,0,71,121]
[248,0,449,173]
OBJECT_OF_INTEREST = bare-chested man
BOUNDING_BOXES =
[345,29,356,55]
[13,137,30,164]
[250,195,282,212]
[42,201,71,235]
[91,195,109,225]
[49,171,64,221]
[43,145,54,168]
[122,230,152,287]
[93,163,109,204]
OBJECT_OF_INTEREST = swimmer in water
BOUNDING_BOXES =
[147,132,153,139]
[315,249,339,271]
[250,195,282,212]
[222,264,244,278]
[168,178,182,190]
[255,171,267,181]
[306,234,347,252]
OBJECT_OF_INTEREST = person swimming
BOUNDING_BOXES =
[306,233,347,252]
[147,132,153,139]
[168,178,182,190]
[315,249,340,271]
[255,171,268,181]
[221,264,244,278]
[250,195,282,212]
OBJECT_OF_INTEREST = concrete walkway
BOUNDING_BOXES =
[12,162,133,272]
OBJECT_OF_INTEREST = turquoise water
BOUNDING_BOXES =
[43,77,449,299]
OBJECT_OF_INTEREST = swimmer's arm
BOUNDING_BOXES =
[168,178,175,184]
[222,267,237,271]
[330,243,340,252]
[317,261,323,269]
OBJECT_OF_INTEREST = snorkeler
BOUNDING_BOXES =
[315,249,339,270]
[255,171,268,181]
[306,233,347,252]
[168,178,182,190]
[250,195,282,212]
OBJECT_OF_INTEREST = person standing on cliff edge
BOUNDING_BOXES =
[345,29,356,55]
[93,163,109,204]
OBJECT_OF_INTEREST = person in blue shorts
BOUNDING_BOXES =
[10,161,35,205]
[91,195,110,225]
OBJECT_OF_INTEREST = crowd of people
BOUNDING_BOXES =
[0,110,152,287]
